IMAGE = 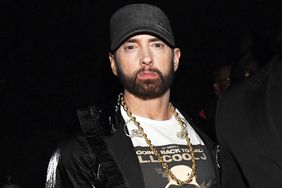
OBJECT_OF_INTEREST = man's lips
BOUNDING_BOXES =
[137,71,159,79]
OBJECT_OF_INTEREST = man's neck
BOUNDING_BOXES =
[122,90,172,121]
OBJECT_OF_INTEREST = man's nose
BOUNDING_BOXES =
[139,47,153,66]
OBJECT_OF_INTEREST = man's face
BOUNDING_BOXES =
[213,65,232,96]
[109,34,180,100]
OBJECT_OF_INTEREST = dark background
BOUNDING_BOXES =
[1,0,281,187]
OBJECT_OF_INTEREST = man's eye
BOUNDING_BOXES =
[124,44,135,50]
[153,43,164,48]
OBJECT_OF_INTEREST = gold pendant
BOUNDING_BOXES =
[131,129,143,138]
[176,127,187,139]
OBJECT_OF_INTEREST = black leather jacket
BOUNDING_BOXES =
[45,97,220,188]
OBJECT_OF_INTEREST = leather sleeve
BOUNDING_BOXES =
[46,134,100,188]
[45,149,61,188]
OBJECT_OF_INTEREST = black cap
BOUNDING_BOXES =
[110,3,175,52]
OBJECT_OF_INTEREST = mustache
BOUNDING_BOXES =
[136,67,163,77]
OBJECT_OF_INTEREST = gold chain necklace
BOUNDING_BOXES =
[120,96,196,185]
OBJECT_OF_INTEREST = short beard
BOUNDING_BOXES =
[115,61,175,100]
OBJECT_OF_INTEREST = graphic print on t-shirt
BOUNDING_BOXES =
[136,144,215,187]
[120,107,217,188]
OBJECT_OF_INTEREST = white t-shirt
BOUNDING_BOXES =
[121,106,217,188]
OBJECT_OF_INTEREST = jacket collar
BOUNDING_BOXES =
[99,95,145,188]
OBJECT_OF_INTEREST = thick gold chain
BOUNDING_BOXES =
[120,96,196,185]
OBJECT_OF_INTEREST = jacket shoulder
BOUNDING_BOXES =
[59,133,94,164]
[45,133,97,188]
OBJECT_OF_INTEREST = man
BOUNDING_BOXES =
[230,34,266,85]
[216,53,282,187]
[199,64,232,121]
[197,64,232,143]
[46,3,219,188]
[212,64,232,98]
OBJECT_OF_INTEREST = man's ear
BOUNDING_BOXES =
[109,53,118,76]
[173,48,181,71]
